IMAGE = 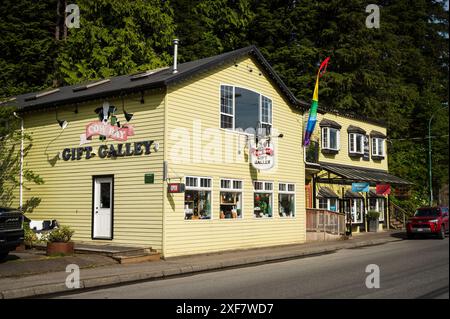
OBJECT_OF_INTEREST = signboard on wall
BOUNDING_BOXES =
[363,135,370,161]
[376,183,391,195]
[249,137,275,170]
[351,182,369,192]
[168,183,185,193]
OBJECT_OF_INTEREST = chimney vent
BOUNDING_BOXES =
[172,39,179,74]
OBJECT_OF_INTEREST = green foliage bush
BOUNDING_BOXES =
[367,210,380,220]
[47,226,74,243]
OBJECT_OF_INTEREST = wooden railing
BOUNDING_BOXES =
[306,208,346,235]
[389,202,413,229]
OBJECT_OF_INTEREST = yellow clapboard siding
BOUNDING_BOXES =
[308,112,388,170]
[19,91,166,249]
[163,57,306,257]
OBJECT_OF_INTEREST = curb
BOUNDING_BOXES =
[0,236,403,299]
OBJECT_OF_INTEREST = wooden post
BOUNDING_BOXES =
[387,195,390,230]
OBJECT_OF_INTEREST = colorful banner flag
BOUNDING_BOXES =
[303,56,330,146]
[376,184,391,195]
[352,182,370,192]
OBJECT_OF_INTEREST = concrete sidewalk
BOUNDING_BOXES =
[0,230,405,299]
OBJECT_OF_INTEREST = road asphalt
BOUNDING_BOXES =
[56,236,449,299]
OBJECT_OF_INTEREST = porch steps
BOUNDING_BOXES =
[33,243,161,264]
[389,218,405,230]
[112,251,161,264]
[74,245,161,264]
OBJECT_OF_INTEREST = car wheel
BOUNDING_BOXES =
[0,252,9,262]
[438,226,445,239]
[407,233,414,239]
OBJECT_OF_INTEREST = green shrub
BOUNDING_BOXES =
[47,226,74,243]
[367,210,381,220]
[23,223,38,247]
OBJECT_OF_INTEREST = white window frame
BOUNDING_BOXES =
[184,176,213,220]
[317,197,339,212]
[219,84,272,133]
[220,178,244,219]
[253,180,274,219]
[220,85,235,130]
[321,127,340,151]
[349,133,364,154]
[371,137,385,157]
[278,183,296,218]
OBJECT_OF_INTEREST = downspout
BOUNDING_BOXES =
[303,146,318,208]
[13,112,24,212]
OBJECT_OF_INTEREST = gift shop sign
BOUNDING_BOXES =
[61,140,154,161]
[80,121,135,145]
[249,138,275,170]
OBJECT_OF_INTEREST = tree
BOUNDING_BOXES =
[55,0,176,85]
[171,0,254,62]
[0,107,44,212]
[0,0,58,98]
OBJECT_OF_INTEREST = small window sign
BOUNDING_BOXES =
[144,173,154,184]
[168,183,185,193]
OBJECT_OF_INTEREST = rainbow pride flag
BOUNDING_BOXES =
[303,57,330,146]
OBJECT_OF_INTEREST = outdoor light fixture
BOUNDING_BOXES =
[153,142,160,152]
[74,104,79,114]
[121,96,134,122]
[140,92,145,104]
[57,119,68,129]
[124,110,133,122]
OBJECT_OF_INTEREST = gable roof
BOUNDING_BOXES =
[2,45,300,112]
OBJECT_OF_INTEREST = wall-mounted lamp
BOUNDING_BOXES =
[74,104,79,114]
[57,119,68,129]
[121,96,134,122]
[140,91,145,104]
[153,142,160,152]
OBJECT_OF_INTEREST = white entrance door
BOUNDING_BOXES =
[93,177,113,239]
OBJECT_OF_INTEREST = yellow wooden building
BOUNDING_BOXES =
[303,109,411,233]
[6,46,307,257]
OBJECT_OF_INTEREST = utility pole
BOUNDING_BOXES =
[428,114,434,206]
[428,104,449,206]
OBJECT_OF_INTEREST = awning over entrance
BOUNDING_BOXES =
[369,190,385,198]
[317,187,339,198]
[344,190,364,198]
[318,162,412,185]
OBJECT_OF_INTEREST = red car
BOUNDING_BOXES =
[406,206,449,239]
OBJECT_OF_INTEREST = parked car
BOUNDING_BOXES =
[406,206,449,239]
[0,207,25,261]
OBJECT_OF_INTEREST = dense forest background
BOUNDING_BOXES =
[0,0,448,208]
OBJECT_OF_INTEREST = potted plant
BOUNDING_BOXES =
[46,226,75,256]
[367,211,380,232]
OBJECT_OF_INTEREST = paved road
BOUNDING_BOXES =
[57,237,449,299]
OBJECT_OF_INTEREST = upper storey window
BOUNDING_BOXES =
[220,85,272,135]
[348,125,366,157]
[319,119,341,154]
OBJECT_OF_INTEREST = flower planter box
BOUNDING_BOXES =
[47,242,74,256]
[368,218,379,232]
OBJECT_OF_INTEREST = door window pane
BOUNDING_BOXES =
[100,182,111,209]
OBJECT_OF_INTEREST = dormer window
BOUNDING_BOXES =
[348,125,366,157]
[319,119,341,154]
[370,130,386,160]
[372,138,384,156]
[349,133,364,154]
